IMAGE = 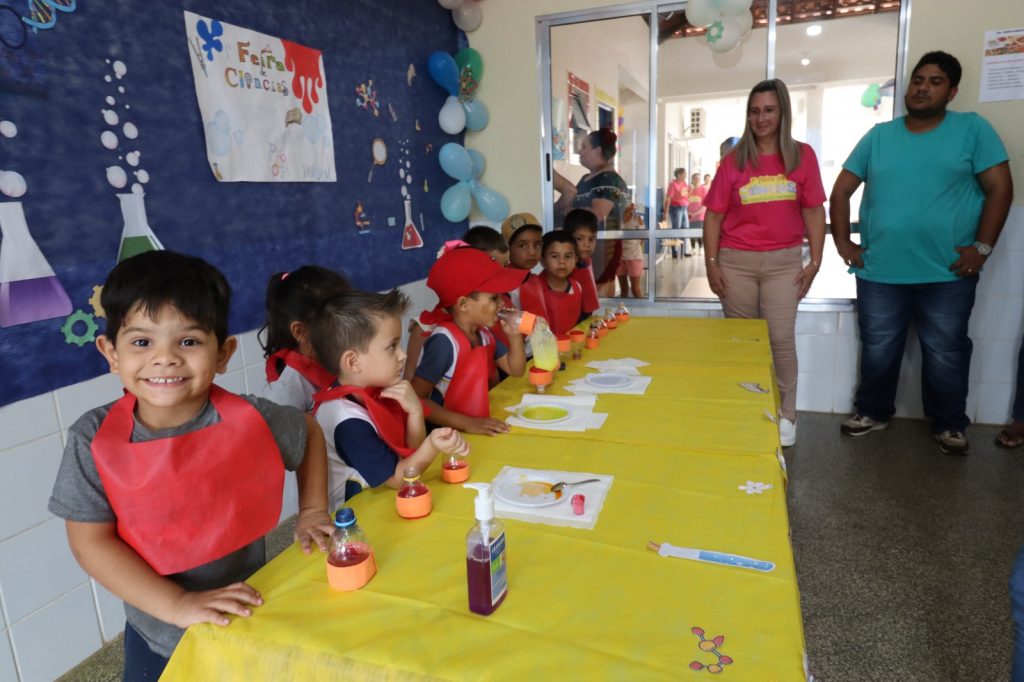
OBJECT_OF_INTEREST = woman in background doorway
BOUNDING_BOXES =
[663,167,689,257]
[702,79,826,447]
[554,128,631,295]
[687,171,707,254]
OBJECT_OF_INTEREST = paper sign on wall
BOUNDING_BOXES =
[979,28,1024,103]
[183,11,337,182]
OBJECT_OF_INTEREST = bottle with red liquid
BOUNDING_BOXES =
[396,466,432,519]
[463,483,508,615]
[326,507,376,591]
[442,452,470,483]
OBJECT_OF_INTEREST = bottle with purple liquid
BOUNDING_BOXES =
[463,483,507,615]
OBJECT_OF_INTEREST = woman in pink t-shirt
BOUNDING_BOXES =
[702,79,826,447]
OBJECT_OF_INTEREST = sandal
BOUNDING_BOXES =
[995,427,1024,449]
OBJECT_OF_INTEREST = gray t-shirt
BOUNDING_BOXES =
[48,394,306,658]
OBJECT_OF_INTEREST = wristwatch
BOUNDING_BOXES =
[973,241,992,256]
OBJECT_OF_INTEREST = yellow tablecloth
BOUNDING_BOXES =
[161,318,806,681]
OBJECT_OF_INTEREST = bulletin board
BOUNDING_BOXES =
[0,0,465,407]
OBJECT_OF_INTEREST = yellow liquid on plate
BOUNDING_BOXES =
[520,406,569,422]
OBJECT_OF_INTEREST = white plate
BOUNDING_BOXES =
[515,405,572,424]
[493,477,567,507]
[585,373,632,389]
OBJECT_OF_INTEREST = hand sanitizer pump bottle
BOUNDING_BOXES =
[463,483,508,615]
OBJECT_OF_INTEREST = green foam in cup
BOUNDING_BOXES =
[519,406,570,422]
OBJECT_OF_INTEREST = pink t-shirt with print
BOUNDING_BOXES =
[704,143,825,251]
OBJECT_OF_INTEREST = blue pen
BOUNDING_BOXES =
[652,542,775,572]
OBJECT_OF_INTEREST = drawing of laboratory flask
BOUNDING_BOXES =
[116,192,164,263]
[400,197,423,250]
[0,202,73,328]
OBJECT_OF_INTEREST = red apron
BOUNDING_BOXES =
[265,349,336,390]
[313,385,415,457]
[571,261,600,316]
[518,275,549,325]
[434,321,495,418]
[542,280,584,335]
[91,386,284,575]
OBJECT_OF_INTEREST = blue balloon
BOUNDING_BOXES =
[439,143,473,182]
[467,149,485,180]
[427,51,460,97]
[441,182,472,222]
[462,97,490,131]
[469,180,510,222]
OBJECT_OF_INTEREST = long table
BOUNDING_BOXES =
[161,318,807,681]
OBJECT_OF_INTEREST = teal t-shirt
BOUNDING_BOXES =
[843,110,1007,284]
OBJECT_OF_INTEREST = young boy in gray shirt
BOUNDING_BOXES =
[48,251,333,679]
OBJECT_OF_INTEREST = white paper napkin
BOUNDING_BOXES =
[504,394,608,431]
[565,374,652,396]
[586,357,650,374]
[490,466,613,530]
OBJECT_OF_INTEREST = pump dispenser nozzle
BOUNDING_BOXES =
[463,483,494,522]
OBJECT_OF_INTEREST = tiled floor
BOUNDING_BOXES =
[58,413,1022,681]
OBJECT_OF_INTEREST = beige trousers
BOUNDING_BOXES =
[718,246,802,421]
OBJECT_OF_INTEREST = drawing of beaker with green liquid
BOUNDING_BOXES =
[116,192,164,263]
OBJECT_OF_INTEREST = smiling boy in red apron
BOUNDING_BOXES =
[309,289,469,509]
[412,247,529,436]
[48,251,333,680]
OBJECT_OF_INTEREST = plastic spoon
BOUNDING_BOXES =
[549,478,600,494]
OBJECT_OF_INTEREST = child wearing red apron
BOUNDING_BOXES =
[48,251,332,680]
[308,289,468,509]
[413,247,529,436]
[519,231,584,335]
[261,266,350,411]
[563,208,601,321]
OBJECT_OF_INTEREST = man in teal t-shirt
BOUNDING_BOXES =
[830,50,1013,456]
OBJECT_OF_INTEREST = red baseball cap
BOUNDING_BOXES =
[427,247,528,307]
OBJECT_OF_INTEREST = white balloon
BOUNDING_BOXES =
[734,10,753,37]
[712,45,744,69]
[453,0,482,32]
[707,17,742,53]
[686,0,721,28]
[715,0,753,17]
[438,0,462,8]
[438,95,466,135]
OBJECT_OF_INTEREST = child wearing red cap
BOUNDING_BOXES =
[413,247,528,435]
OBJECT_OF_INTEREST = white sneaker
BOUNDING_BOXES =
[779,418,797,447]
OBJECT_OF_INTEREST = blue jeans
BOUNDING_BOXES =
[1014,338,1024,422]
[1012,546,1024,681]
[668,205,688,229]
[123,622,169,681]
[854,277,977,433]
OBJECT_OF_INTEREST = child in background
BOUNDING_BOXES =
[48,251,332,679]
[617,203,645,298]
[462,225,510,266]
[563,208,600,321]
[519,231,583,335]
[505,222,543,275]
[413,247,528,435]
[404,226,510,380]
[662,167,689,257]
[261,266,351,411]
[311,290,468,509]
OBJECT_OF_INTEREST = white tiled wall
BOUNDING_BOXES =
[0,279,431,679]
